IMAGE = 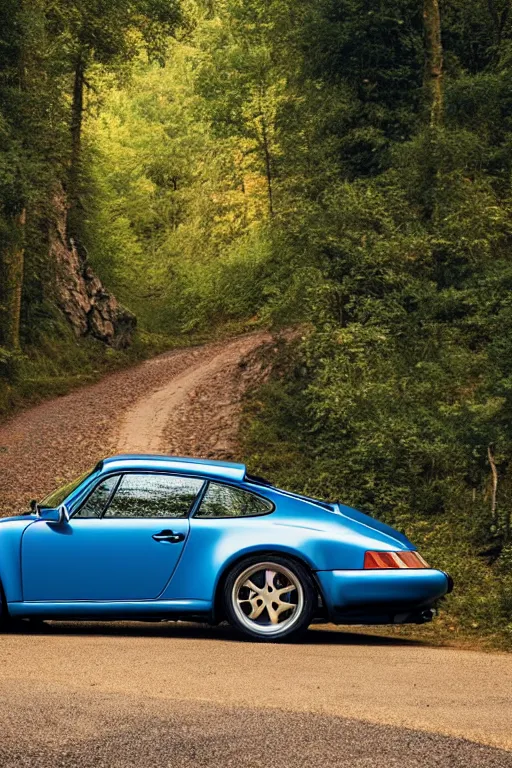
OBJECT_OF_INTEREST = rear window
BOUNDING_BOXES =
[195,482,273,518]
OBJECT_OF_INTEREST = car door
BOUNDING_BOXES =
[21,472,205,602]
[161,480,276,601]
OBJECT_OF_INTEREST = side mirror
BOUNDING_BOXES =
[38,504,70,526]
[58,504,70,524]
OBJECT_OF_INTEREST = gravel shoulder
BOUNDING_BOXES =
[1,680,511,768]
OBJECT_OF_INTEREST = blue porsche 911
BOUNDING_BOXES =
[0,455,453,641]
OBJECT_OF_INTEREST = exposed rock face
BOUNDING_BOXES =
[50,192,136,349]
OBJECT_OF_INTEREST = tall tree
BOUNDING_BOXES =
[53,0,182,243]
[0,1,36,350]
[486,0,511,58]
[1,209,26,351]
[195,0,290,218]
[423,0,444,127]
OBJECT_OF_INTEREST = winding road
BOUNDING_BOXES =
[0,332,511,767]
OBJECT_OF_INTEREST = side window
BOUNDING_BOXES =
[103,474,204,519]
[195,482,273,519]
[73,476,119,518]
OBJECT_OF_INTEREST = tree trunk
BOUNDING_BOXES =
[67,56,85,243]
[0,209,27,350]
[0,0,29,351]
[423,0,444,128]
[260,113,274,217]
[488,444,499,527]
[487,0,510,60]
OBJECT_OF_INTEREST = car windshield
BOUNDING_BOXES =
[40,469,94,508]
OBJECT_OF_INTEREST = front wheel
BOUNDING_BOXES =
[224,556,316,641]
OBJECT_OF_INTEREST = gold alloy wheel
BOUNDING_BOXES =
[232,561,304,637]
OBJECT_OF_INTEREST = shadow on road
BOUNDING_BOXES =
[5,620,425,646]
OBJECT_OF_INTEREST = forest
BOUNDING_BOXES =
[1,0,512,645]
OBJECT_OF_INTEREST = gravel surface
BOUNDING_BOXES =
[1,622,511,753]
[1,687,511,768]
[118,332,273,457]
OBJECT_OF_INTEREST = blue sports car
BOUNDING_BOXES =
[0,455,452,641]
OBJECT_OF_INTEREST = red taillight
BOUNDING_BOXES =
[363,551,430,569]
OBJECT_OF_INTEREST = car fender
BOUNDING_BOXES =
[210,541,318,596]
[159,506,391,603]
[0,517,35,602]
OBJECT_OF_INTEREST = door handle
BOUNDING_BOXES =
[152,530,185,543]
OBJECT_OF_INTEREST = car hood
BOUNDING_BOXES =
[0,514,36,526]
[334,502,413,549]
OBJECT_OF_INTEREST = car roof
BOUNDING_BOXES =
[96,455,333,511]
[100,454,247,483]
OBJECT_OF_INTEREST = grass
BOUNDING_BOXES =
[343,621,512,652]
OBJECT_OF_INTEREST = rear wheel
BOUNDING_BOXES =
[223,556,316,641]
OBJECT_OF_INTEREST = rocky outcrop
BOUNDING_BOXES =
[49,192,136,349]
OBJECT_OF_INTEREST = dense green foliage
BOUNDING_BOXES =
[2,0,512,642]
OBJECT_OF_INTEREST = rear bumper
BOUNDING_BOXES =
[316,568,452,625]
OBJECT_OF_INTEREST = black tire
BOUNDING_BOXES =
[223,555,316,642]
[0,614,47,633]
[0,583,12,632]
[0,582,38,633]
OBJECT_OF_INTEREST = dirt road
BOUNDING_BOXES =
[0,333,511,766]
[0,332,271,516]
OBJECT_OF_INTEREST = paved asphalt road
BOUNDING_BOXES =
[1,621,511,767]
